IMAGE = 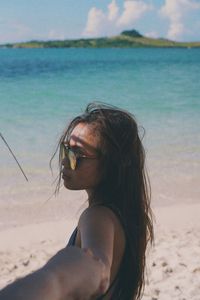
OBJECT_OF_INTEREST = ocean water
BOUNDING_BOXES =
[0,48,199,207]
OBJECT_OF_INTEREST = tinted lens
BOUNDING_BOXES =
[68,149,77,170]
[60,143,66,161]
[60,143,77,170]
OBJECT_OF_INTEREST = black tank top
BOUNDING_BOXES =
[66,204,127,300]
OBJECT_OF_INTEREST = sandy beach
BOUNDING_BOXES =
[143,204,200,300]
[1,44,200,299]
[0,196,200,300]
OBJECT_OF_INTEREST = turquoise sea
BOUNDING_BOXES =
[0,48,199,207]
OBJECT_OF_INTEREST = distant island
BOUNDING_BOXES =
[1,29,200,48]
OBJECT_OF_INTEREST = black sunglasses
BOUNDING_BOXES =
[60,142,98,170]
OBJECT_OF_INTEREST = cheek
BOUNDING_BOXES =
[79,162,102,186]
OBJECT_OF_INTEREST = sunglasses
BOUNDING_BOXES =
[60,142,98,170]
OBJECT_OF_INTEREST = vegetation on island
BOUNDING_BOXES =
[1,29,200,48]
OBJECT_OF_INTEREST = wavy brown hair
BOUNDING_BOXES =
[51,102,154,300]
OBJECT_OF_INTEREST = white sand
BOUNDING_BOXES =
[143,204,200,300]
[0,201,200,300]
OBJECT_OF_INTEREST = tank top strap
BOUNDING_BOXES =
[66,227,78,246]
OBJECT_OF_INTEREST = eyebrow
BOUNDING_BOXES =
[69,145,84,151]
[64,142,87,154]
[66,135,100,154]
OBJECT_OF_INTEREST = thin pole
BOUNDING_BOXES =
[0,132,28,182]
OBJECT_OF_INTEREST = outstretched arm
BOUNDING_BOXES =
[0,246,108,300]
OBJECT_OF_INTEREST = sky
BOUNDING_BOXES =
[0,0,200,44]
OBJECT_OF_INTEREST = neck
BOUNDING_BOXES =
[86,189,104,207]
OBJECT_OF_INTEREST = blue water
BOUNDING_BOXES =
[0,48,200,206]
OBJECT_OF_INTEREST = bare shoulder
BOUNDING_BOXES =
[77,205,126,278]
[78,205,124,243]
[78,205,119,228]
[77,206,117,269]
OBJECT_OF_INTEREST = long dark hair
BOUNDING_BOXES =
[51,102,154,300]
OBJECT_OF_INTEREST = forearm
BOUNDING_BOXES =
[0,246,108,300]
[0,268,61,300]
[44,247,109,299]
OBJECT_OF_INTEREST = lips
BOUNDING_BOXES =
[62,174,70,181]
[62,170,70,179]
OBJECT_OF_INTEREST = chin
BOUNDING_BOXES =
[63,179,84,191]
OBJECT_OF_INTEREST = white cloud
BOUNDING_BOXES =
[117,1,152,27]
[108,0,119,21]
[160,0,200,40]
[83,7,108,37]
[167,22,185,40]
[83,0,152,38]
[145,31,159,39]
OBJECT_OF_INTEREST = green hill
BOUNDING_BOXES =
[2,29,200,48]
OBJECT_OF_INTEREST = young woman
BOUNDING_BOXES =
[0,102,154,300]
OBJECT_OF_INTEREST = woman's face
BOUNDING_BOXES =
[61,122,103,192]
